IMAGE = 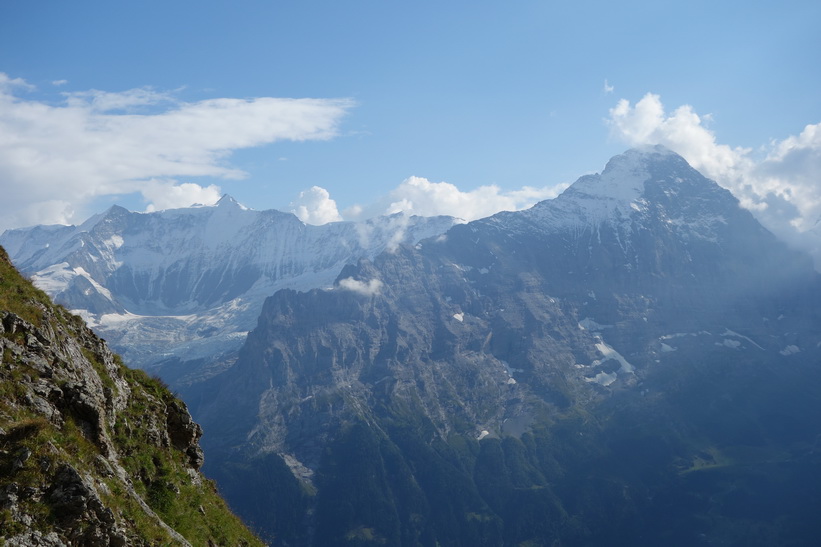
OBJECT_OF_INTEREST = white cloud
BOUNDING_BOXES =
[607,92,821,265]
[338,277,383,296]
[344,176,567,222]
[603,79,614,94]
[290,186,343,225]
[607,93,749,182]
[16,200,75,228]
[63,87,175,112]
[0,73,34,92]
[753,123,821,237]
[143,181,223,212]
[0,73,353,231]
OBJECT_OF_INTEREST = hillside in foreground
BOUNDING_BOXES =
[0,246,262,546]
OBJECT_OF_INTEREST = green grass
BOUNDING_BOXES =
[111,349,262,545]
[0,247,52,326]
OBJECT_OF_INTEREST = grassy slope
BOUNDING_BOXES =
[0,246,264,546]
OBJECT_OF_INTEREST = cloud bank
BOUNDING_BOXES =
[0,73,352,231]
[340,176,567,223]
[607,93,821,265]
[287,175,566,235]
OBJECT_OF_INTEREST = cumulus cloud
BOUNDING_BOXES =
[754,123,821,233]
[143,181,223,212]
[344,176,567,223]
[607,93,749,182]
[338,277,383,296]
[607,92,821,266]
[291,186,343,225]
[0,73,353,231]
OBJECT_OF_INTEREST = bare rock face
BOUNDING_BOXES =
[4,530,66,547]
[46,464,127,547]
[0,247,261,546]
[166,399,205,469]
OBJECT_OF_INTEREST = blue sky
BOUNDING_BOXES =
[1,0,820,250]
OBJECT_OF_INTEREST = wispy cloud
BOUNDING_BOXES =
[62,86,176,111]
[603,79,614,94]
[0,73,353,230]
[0,73,34,92]
[607,92,821,265]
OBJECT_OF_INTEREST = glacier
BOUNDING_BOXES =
[0,195,461,379]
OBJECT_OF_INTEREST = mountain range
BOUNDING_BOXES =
[0,199,459,386]
[191,146,821,545]
[6,145,821,545]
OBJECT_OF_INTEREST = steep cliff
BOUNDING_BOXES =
[0,246,261,546]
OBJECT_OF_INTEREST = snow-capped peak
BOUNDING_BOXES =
[566,145,681,203]
[573,145,675,201]
[485,146,734,240]
[215,194,249,210]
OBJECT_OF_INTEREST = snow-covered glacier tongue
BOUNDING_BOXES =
[0,197,461,384]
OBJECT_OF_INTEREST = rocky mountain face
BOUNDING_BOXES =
[192,146,821,545]
[0,199,459,385]
[0,247,261,546]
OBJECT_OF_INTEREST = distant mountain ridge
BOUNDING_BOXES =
[0,198,461,379]
[191,146,821,545]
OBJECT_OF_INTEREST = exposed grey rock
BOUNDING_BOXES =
[166,398,205,469]
[0,482,19,508]
[11,447,32,472]
[5,530,67,547]
[48,464,95,519]
[1,311,22,334]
